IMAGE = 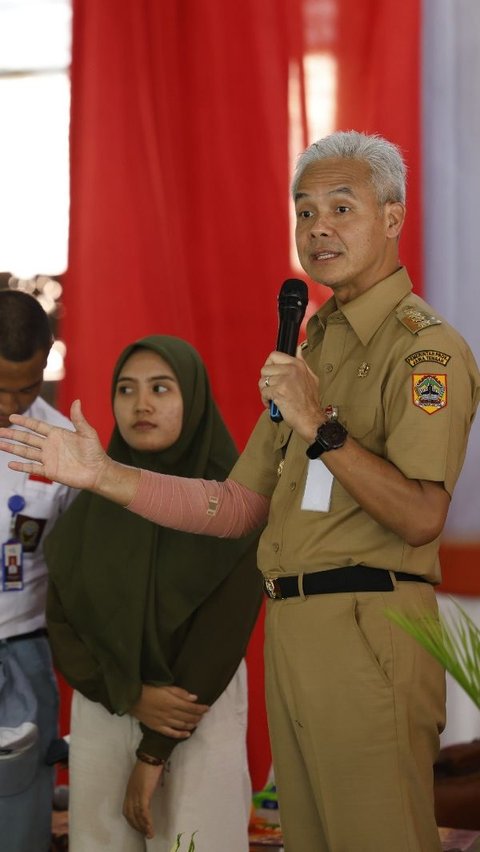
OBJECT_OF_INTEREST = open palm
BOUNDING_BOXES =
[0,399,108,491]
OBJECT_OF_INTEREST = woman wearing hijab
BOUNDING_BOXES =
[44,336,263,852]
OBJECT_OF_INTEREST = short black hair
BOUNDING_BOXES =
[0,290,52,362]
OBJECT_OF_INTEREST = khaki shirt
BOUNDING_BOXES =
[230,268,480,583]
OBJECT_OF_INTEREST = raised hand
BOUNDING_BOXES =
[0,399,140,505]
[0,400,108,489]
[130,684,209,739]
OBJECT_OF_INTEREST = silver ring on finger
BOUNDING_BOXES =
[264,376,271,388]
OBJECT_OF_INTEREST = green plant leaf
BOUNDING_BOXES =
[385,600,480,710]
[169,833,183,852]
[169,830,197,851]
[187,831,198,851]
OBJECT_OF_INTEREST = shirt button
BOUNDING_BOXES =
[324,363,333,373]
[272,542,280,553]
[289,481,296,491]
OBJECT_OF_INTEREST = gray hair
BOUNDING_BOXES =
[291,130,407,205]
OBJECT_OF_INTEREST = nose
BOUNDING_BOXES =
[310,215,333,238]
[134,388,154,412]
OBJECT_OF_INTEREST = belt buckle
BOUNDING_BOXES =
[264,578,283,600]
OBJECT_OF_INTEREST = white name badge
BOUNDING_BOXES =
[301,459,334,513]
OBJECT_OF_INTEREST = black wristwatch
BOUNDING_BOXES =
[306,419,348,459]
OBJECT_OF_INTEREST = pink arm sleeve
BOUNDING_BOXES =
[126,469,270,538]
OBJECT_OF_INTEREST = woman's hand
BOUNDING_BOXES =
[123,760,163,839]
[0,400,141,505]
[131,684,209,738]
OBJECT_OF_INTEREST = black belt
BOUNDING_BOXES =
[263,565,430,600]
[4,628,48,643]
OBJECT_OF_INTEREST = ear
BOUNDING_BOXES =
[384,201,405,239]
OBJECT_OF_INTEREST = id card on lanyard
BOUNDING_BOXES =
[2,495,26,591]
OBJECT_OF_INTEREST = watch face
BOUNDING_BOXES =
[306,419,348,459]
[318,420,347,450]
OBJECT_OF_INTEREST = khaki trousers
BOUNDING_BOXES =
[264,581,445,852]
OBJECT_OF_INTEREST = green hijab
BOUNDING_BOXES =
[45,335,259,714]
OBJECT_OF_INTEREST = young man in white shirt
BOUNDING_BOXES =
[0,290,75,852]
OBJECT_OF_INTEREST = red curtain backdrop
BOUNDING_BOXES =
[58,0,421,791]
[334,0,422,293]
[60,0,303,792]
[63,0,301,450]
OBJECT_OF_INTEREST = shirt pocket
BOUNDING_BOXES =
[337,405,381,451]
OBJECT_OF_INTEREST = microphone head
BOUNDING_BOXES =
[278,278,308,315]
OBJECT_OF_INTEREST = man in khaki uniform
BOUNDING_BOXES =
[1,131,479,851]
[225,132,480,851]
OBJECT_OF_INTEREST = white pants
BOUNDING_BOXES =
[68,661,251,852]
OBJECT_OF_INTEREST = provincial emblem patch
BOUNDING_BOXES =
[412,373,447,415]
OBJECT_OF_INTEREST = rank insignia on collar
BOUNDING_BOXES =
[412,373,447,415]
[406,349,451,368]
[397,305,442,334]
[357,362,370,377]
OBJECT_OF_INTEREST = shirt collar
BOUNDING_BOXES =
[307,267,413,348]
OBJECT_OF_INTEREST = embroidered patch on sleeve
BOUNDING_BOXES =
[412,374,447,415]
[405,350,451,368]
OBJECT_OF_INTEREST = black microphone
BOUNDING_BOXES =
[270,278,309,422]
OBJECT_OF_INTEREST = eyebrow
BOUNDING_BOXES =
[116,373,177,383]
